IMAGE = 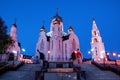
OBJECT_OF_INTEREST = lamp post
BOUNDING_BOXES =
[112,52,116,60]
[22,48,26,52]
[20,48,25,62]
[118,54,120,60]
[12,50,17,66]
[88,51,91,54]
[112,52,116,65]
[106,52,110,61]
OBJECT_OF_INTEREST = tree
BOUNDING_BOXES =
[0,17,14,61]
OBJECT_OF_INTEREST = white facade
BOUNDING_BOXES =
[91,19,106,61]
[8,24,21,61]
[35,12,81,62]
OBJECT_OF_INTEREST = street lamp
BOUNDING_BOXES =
[88,51,91,54]
[12,50,17,66]
[112,52,117,65]
[20,48,26,61]
[118,54,120,60]
[22,48,26,52]
[106,52,110,61]
[112,52,116,57]
[91,48,94,52]
[112,52,117,58]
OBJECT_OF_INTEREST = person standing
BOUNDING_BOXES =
[76,49,82,64]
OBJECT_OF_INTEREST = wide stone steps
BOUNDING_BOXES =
[80,64,120,80]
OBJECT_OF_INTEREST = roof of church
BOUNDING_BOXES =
[52,14,63,22]
[40,25,46,30]
[13,23,17,28]
[52,9,63,22]
[68,26,74,30]
[62,34,70,41]
[46,35,50,42]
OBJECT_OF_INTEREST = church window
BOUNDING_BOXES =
[95,47,98,56]
[72,39,75,50]
[65,43,67,60]
[52,40,53,49]
[59,40,60,50]
[40,39,44,51]
[93,38,97,43]
[65,43,67,52]
[93,30,97,35]
[58,27,59,31]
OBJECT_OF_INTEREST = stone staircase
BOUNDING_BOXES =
[80,64,120,80]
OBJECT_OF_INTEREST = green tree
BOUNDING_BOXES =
[0,17,13,61]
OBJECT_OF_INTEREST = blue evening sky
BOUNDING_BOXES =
[0,0,120,59]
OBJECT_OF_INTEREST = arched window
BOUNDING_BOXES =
[72,39,75,50]
[59,40,60,50]
[65,43,67,60]
[52,40,53,49]
[95,47,98,56]
[40,39,44,51]
[93,38,97,43]
[93,30,97,35]
[58,27,60,31]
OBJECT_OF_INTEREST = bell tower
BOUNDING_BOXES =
[91,18,106,61]
[9,22,21,61]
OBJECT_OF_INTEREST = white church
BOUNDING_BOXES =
[34,10,81,62]
[7,24,21,61]
[91,19,106,61]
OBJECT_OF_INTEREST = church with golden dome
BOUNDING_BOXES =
[34,10,82,63]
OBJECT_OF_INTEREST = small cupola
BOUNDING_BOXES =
[40,21,46,32]
[68,26,74,33]
[68,22,74,33]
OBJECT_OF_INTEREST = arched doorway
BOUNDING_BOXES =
[8,53,14,61]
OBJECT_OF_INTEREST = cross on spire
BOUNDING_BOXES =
[70,20,72,27]
[14,18,17,24]
[42,20,44,26]
[56,8,58,16]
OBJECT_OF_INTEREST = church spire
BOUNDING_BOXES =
[42,20,44,27]
[13,18,17,28]
[92,18,98,30]
[92,18,100,36]
[40,20,46,32]
[51,8,63,22]
[56,8,58,16]
[68,21,74,33]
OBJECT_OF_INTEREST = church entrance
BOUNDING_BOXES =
[8,53,14,61]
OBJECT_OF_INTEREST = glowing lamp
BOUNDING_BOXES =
[74,50,77,54]
[48,50,51,54]
[91,48,94,51]
[112,52,116,56]
[12,50,17,56]
[88,51,91,54]
[22,48,26,52]
[118,54,120,58]
[107,52,109,55]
